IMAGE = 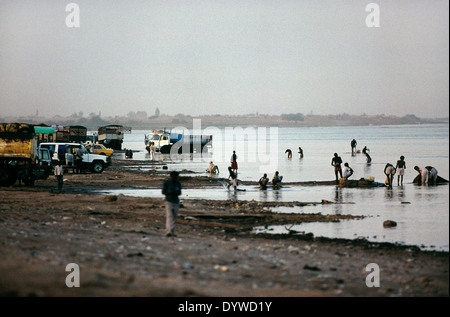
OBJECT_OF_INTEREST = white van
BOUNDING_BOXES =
[39,142,111,173]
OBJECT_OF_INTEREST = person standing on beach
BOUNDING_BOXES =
[331,153,343,183]
[230,151,238,175]
[54,160,64,191]
[150,142,155,161]
[162,171,182,237]
[384,163,396,188]
[298,147,303,158]
[74,147,83,174]
[395,156,406,186]
[351,139,357,155]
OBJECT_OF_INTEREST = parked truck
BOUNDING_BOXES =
[0,123,52,186]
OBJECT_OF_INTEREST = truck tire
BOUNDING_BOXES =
[0,167,9,186]
[0,167,17,187]
[91,161,104,173]
[160,144,172,154]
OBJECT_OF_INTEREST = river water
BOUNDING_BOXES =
[106,123,449,251]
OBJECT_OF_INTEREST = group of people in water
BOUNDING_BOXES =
[207,150,284,191]
[205,141,442,191]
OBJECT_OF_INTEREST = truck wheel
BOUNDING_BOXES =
[0,167,9,186]
[91,162,104,173]
[0,168,17,187]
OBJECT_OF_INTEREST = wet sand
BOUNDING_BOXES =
[0,160,448,297]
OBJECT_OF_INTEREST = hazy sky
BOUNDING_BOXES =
[0,0,448,118]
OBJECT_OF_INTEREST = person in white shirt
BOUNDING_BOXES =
[150,142,155,161]
[208,161,219,174]
[414,166,429,185]
[342,163,354,179]
[54,161,64,191]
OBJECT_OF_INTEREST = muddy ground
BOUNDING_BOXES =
[0,160,448,297]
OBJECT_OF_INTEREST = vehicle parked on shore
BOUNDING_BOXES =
[145,129,212,154]
[91,143,114,156]
[39,142,111,173]
[0,123,52,186]
[97,125,131,151]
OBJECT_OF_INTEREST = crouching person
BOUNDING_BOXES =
[258,173,269,190]
[272,171,283,189]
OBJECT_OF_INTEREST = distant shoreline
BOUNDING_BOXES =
[1,113,448,130]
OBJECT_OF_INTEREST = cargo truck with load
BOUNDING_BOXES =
[0,123,52,186]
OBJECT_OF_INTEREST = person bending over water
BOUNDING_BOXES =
[227,166,237,190]
[362,146,372,163]
[414,166,429,185]
[285,149,292,158]
[425,166,438,185]
[384,163,396,188]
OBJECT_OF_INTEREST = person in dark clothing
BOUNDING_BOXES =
[285,149,292,158]
[230,151,238,175]
[395,155,406,186]
[258,173,269,190]
[362,146,372,163]
[162,171,182,237]
[331,153,343,183]
[351,139,357,155]
[227,166,237,190]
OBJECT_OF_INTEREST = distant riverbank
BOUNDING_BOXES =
[1,113,447,130]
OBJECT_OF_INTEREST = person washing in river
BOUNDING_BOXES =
[272,171,283,189]
[384,163,396,188]
[414,166,429,185]
[362,146,372,163]
[285,149,292,158]
[258,173,269,190]
[351,139,357,155]
[207,161,219,175]
[425,166,438,185]
[227,166,237,191]
[342,163,354,180]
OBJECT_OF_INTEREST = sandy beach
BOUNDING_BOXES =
[0,160,448,297]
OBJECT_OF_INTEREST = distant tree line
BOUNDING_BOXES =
[281,113,304,121]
